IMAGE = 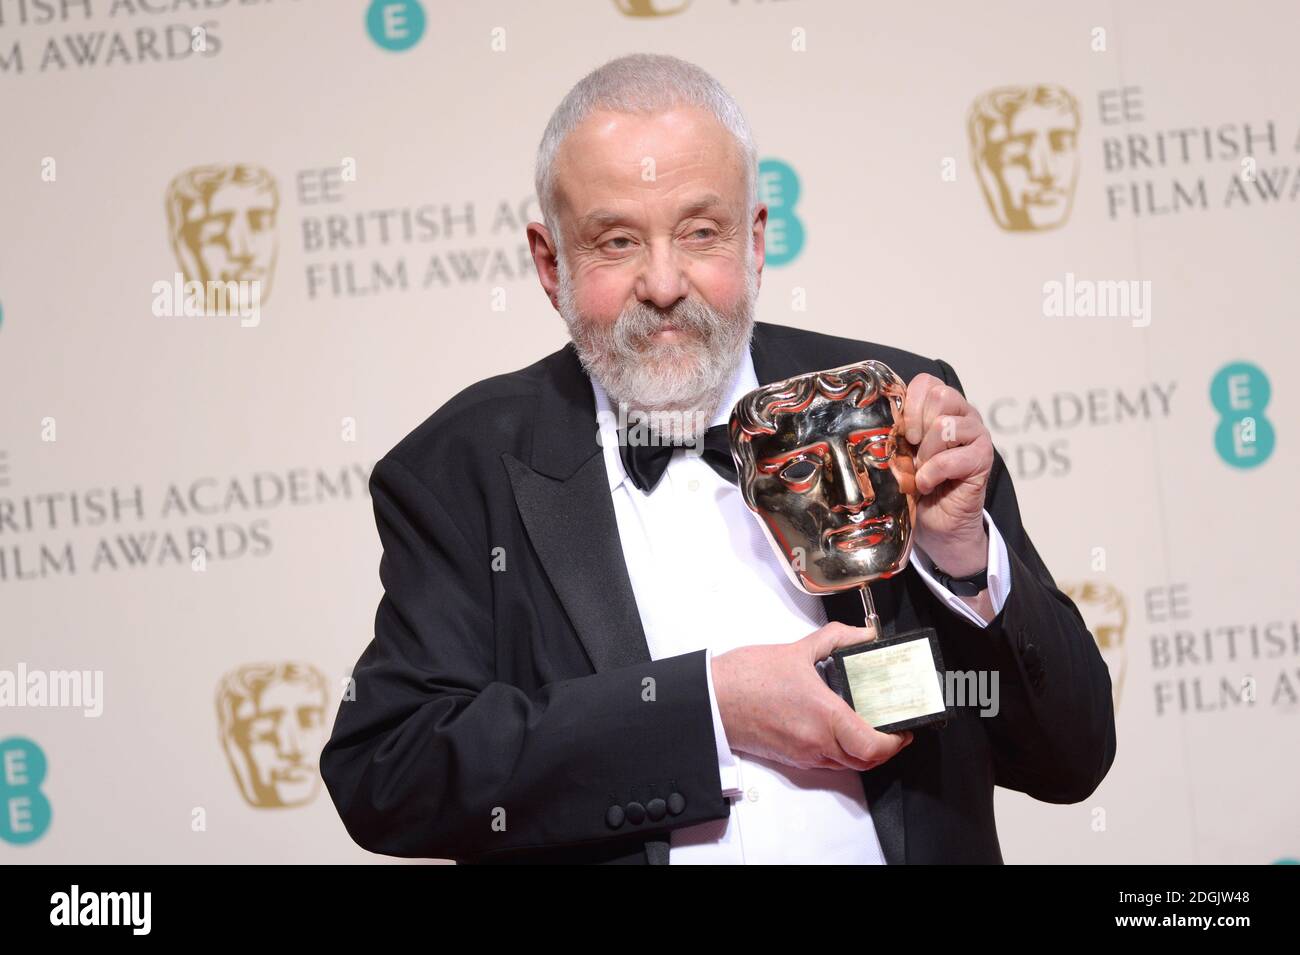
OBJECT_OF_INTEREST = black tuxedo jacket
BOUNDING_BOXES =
[320,320,1116,864]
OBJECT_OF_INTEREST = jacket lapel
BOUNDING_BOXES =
[503,343,653,672]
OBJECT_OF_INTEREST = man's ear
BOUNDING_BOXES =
[750,202,769,286]
[526,222,561,310]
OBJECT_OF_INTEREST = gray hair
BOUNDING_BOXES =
[534,53,759,256]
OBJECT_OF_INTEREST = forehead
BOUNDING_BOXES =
[553,106,746,222]
[752,391,893,453]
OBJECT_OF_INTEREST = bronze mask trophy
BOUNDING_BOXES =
[729,359,949,734]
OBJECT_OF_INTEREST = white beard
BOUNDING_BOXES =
[557,245,758,445]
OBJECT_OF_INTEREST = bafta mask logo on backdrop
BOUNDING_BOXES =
[731,361,916,595]
[969,85,1081,232]
[165,164,280,309]
[0,736,51,845]
[1061,581,1128,708]
[217,663,328,809]
[1211,362,1275,469]
[613,0,691,16]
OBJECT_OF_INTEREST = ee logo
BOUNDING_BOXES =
[1210,362,1275,468]
[1,737,51,845]
[758,159,805,267]
[366,0,426,52]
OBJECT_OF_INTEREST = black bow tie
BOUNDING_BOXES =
[618,423,738,492]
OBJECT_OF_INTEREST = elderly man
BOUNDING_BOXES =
[320,53,1115,864]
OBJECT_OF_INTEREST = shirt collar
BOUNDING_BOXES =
[591,350,759,493]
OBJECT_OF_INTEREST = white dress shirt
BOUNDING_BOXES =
[590,351,1012,864]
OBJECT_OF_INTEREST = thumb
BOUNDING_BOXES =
[804,620,878,663]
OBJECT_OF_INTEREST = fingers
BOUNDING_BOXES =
[810,725,912,772]
[804,621,876,662]
[902,373,941,446]
[889,444,918,496]
[832,706,915,770]
[903,376,966,449]
[919,385,966,449]
[914,437,993,496]
[914,409,983,466]
[903,375,964,445]
[900,374,996,497]
[770,627,920,773]
[808,708,874,771]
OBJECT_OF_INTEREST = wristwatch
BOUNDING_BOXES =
[930,563,989,597]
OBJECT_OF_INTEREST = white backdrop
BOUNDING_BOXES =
[2,0,1296,863]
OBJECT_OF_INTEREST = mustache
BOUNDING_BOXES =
[596,295,725,357]
[555,249,758,422]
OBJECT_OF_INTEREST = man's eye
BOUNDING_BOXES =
[603,237,633,250]
[780,459,818,483]
[688,228,716,240]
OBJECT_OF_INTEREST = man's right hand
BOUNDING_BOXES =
[710,621,915,772]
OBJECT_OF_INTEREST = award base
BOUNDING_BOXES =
[817,627,949,734]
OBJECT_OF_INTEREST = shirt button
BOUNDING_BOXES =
[687,478,700,492]
[746,787,760,803]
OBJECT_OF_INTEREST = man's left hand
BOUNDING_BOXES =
[893,372,994,578]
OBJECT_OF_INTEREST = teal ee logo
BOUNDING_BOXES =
[1211,362,1275,468]
[758,159,805,266]
[366,0,426,52]
[1,737,51,845]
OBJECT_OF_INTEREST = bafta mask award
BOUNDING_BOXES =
[729,359,949,734]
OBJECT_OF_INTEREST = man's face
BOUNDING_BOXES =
[537,106,763,425]
[744,384,914,594]
[223,678,326,808]
[980,101,1079,230]
[180,182,278,293]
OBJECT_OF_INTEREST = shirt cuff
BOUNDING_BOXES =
[704,646,742,796]
[909,509,1012,629]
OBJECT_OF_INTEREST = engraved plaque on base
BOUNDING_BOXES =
[817,628,948,733]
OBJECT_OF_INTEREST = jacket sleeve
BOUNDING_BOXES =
[934,357,1117,804]
[319,454,730,861]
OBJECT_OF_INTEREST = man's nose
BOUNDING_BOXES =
[634,241,690,309]
[828,444,874,511]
